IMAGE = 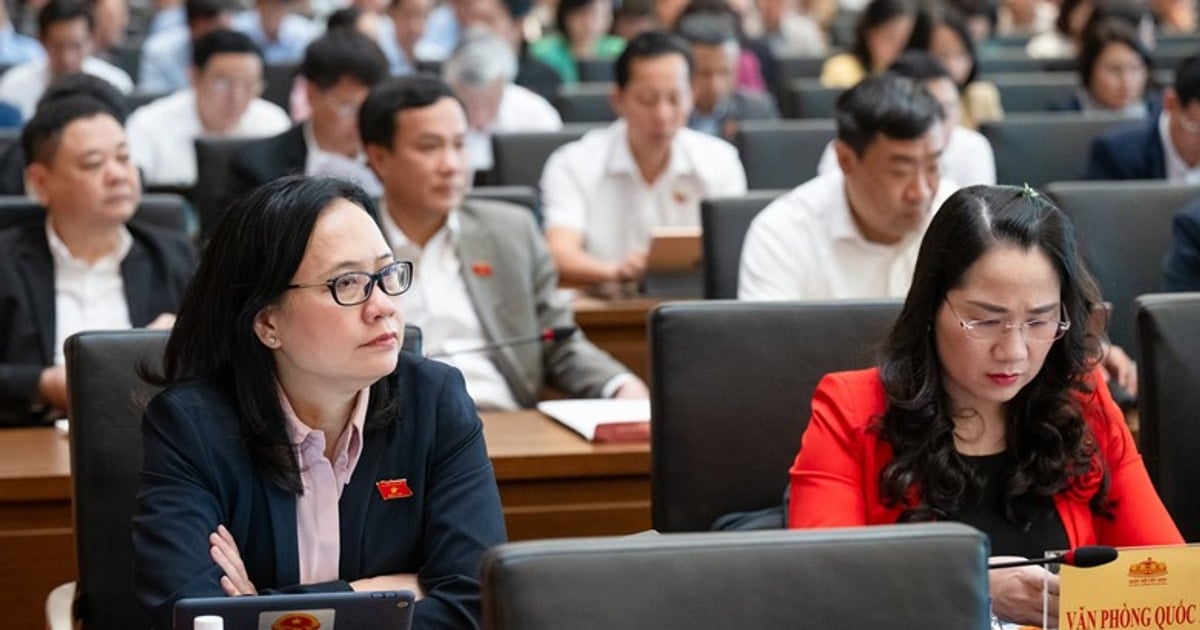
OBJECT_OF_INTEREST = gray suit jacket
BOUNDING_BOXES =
[421,199,628,407]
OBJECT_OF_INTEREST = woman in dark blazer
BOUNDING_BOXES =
[132,175,506,630]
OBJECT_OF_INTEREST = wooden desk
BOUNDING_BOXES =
[0,412,649,629]
[572,297,660,383]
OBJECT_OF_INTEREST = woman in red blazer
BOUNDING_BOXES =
[788,185,1182,626]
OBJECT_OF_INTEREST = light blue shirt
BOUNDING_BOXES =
[416,4,458,62]
[0,23,44,66]
[232,10,320,64]
[137,26,190,93]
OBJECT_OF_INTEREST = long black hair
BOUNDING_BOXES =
[875,185,1110,526]
[151,175,400,494]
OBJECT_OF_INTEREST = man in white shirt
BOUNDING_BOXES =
[226,29,390,205]
[126,29,291,187]
[0,95,194,426]
[540,30,747,289]
[0,0,133,119]
[361,75,648,410]
[443,28,562,173]
[816,51,996,187]
[739,72,956,301]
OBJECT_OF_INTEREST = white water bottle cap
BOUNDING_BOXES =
[193,615,224,630]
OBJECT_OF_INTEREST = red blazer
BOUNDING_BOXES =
[788,368,1183,548]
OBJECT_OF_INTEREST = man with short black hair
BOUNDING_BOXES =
[540,30,747,289]
[1087,54,1200,181]
[0,0,133,119]
[226,29,390,200]
[126,29,290,187]
[361,75,648,409]
[0,96,194,426]
[739,72,955,300]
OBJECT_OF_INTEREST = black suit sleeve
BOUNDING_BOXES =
[1165,207,1200,291]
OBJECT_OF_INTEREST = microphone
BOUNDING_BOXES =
[426,326,577,358]
[988,546,1118,570]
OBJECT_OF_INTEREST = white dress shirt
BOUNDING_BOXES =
[540,118,748,264]
[47,221,133,365]
[378,203,521,411]
[126,88,291,187]
[816,127,996,187]
[466,83,561,171]
[0,56,133,119]
[738,171,957,301]
[303,122,382,197]
[1161,111,1200,184]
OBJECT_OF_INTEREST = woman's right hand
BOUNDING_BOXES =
[989,559,1060,626]
[210,524,258,596]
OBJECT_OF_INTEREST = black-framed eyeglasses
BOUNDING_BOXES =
[286,260,414,306]
[945,299,1070,343]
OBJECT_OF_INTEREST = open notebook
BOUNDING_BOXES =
[174,590,415,630]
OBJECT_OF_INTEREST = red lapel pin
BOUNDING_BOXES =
[471,261,492,277]
[376,478,413,500]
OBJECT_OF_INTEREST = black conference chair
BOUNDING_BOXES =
[699,190,785,299]
[489,124,596,188]
[467,185,542,226]
[1135,293,1200,543]
[1046,180,1200,354]
[976,50,1055,75]
[650,300,903,532]
[783,78,841,119]
[980,113,1125,188]
[576,59,615,83]
[734,119,836,189]
[554,82,616,123]
[0,193,190,234]
[262,62,298,113]
[55,326,424,627]
[989,72,1079,112]
[124,90,169,112]
[481,523,991,630]
[193,136,258,240]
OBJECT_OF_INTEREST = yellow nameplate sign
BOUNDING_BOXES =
[1061,545,1200,630]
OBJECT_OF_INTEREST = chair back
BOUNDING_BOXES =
[650,300,902,532]
[467,185,542,226]
[0,194,190,234]
[576,59,614,83]
[63,325,423,627]
[481,523,991,630]
[783,78,840,118]
[980,113,1125,187]
[988,72,1078,112]
[554,83,616,123]
[193,136,258,240]
[489,125,595,188]
[1135,293,1200,542]
[65,329,169,629]
[262,63,297,113]
[733,119,835,189]
[1047,180,1200,353]
[699,191,784,299]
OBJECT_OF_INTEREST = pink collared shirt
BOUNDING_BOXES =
[279,386,369,584]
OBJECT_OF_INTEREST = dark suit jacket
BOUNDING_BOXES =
[223,124,308,212]
[1165,198,1200,290]
[1085,117,1167,180]
[450,200,629,406]
[133,355,507,630]
[0,221,195,426]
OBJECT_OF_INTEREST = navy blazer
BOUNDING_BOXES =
[0,221,194,426]
[1165,198,1200,291]
[1085,117,1167,180]
[133,354,507,630]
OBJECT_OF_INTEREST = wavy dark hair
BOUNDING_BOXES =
[851,0,919,72]
[148,175,399,494]
[875,185,1110,527]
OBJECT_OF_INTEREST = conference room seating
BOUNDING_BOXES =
[650,300,902,532]
[124,90,169,112]
[107,42,143,81]
[48,327,424,628]
[489,124,597,188]
[0,193,190,234]
[699,190,785,299]
[1135,293,1200,543]
[988,72,1079,112]
[976,50,1055,75]
[263,62,298,113]
[772,54,826,105]
[1046,180,1200,353]
[193,136,257,240]
[980,113,1125,187]
[554,82,616,123]
[576,58,615,83]
[481,523,991,630]
[466,185,542,225]
[733,119,836,189]
[783,78,840,118]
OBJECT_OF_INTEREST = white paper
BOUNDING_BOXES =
[536,399,651,441]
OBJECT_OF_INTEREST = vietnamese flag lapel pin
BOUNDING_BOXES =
[376,478,413,500]
[471,260,492,277]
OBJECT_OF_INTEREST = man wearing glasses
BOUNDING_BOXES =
[360,75,649,410]
[226,30,389,206]
[126,29,290,188]
[1086,54,1200,181]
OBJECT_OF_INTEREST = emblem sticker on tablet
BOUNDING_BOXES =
[259,608,335,630]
